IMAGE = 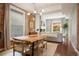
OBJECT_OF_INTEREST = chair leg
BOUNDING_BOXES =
[37,46,39,56]
[46,43,47,56]
[13,42,15,56]
[22,52,24,56]
[46,43,47,51]
[13,50,15,56]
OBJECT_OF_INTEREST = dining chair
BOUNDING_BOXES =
[31,40,40,56]
[12,40,32,56]
[40,36,47,55]
[37,39,44,55]
[43,40,47,51]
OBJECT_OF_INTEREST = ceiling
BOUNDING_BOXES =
[13,3,62,13]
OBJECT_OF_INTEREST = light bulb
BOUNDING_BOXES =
[34,11,37,13]
[39,12,42,15]
[27,13,30,15]
[42,9,44,12]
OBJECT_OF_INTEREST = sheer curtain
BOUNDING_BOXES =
[9,8,25,38]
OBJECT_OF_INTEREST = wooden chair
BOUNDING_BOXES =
[12,40,32,56]
[37,39,44,55]
[29,32,37,35]
[36,36,47,55]
[43,38,47,51]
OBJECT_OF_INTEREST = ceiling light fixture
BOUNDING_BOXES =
[32,3,44,15]
[42,9,44,12]
[39,12,42,15]
[27,13,31,15]
[34,11,37,13]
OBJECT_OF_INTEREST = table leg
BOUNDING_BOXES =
[32,42,34,56]
[13,50,15,56]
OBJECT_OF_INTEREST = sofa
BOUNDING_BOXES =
[41,32,63,43]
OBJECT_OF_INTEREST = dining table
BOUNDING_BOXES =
[12,34,47,56]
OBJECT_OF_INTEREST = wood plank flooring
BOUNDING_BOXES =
[0,41,78,56]
[0,42,58,56]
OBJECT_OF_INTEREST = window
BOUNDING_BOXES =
[46,20,52,32]
[46,19,62,33]
[9,5,25,38]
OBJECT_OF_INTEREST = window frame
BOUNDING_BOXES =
[9,5,26,38]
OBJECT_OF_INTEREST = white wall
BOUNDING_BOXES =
[70,4,77,48]
[62,4,77,48]
[41,12,63,22]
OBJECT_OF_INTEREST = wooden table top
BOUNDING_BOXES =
[12,34,47,43]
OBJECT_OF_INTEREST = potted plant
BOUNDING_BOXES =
[63,23,68,29]
[63,22,68,36]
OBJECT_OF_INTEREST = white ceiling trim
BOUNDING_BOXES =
[12,3,62,13]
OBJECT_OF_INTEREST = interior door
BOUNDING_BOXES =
[28,15,35,35]
[77,4,79,50]
[0,4,5,51]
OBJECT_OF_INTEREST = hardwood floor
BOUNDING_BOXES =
[54,42,78,56]
[0,42,58,56]
[0,41,78,56]
[54,43,68,56]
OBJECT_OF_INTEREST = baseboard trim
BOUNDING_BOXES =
[71,42,79,55]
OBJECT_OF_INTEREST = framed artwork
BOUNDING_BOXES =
[53,22,61,32]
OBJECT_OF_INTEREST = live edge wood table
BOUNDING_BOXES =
[12,35,47,56]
